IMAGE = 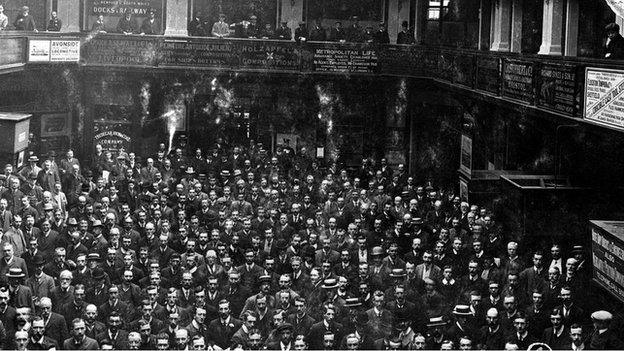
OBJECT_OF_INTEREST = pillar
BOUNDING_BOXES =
[564,0,578,56]
[510,0,522,52]
[539,0,565,55]
[279,0,303,40]
[478,0,492,50]
[164,0,189,36]
[56,0,80,32]
[490,0,512,51]
[413,0,426,43]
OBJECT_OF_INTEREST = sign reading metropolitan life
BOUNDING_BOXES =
[585,68,624,130]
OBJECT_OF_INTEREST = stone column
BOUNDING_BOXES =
[490,0,512,51]
[539,0,565,55]
[56,0,80,32]
[279,0,303,40]
[413,0,426,43]
[164,0,189,36]
[478,0,492,50]
[510,0,522,52]
[564,0,579,56]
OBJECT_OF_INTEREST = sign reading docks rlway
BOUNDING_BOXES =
[585,68,624,131]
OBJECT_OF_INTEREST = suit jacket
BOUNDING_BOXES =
[0,256,28,280]
[315,249,340,266]
[95,329,129,350]
[366,308,394,339]
[542,326,569,350]
[306,320,343,350]
[26,272,55,300]
[589,327,624,350]
[98,300,130,322]
[414,263,442,283]
[9,285,34,310]
[44,312,69,346]
[207,317,242,349]
[63,336,99,350]
[28,335,58,350]
[287,313,316,337]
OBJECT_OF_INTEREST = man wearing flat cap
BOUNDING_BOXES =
[589,310,624,349]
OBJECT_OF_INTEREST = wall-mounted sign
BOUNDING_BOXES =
[28,40,50,62]
[460,134,472,175]
[591,220,624,303]
[28,39,80,63]
[585,68,624,131]
[50,40,81,62]
[89,0,163,16]
[93,120,132,152]
[41,113,72,138]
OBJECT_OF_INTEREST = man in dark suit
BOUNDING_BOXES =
[6,267,34,310]
[63,318,100,350]
[207,299,242,349]
[98,285,130,323]
[287,296,316,337]
[589,310,624,350]
[29,316,59,350]
[95,313,129,350]
[0,243,29,280]
[40,297,68,346]
[509,312,539,350]
[306,303,343,350]
[541,308,569,350]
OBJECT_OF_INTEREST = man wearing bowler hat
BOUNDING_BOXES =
[25,254,54,302]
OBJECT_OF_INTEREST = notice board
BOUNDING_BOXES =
[591,220,624,303]
[585,68,624,131]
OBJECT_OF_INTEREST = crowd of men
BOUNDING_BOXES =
[0,137,618,350]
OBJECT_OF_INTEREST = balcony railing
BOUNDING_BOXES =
[3,32,624,129]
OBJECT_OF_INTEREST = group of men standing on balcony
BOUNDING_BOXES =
[187,12,416,44]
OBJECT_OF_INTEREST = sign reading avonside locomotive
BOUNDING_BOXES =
[591,220,624,303]
[585,68,624,130]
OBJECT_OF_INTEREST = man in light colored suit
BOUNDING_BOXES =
[415,250,442,284]
[365,290,393,340]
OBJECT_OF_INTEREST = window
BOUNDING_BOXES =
[427,0,450,21]
[424,0,480,48]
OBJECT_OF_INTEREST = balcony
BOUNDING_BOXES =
[2,32,624,131]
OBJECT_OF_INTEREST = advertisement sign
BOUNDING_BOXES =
[28,40,80,62]
[585,68,624,130]
[93,121,132,152]
[50,40,81,62]
[460,134,472,175]
[41,113,71,138]
[28,40,50,62]
[591,220,624,303]
[89,0,162,16]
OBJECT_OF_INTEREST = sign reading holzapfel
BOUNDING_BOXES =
[585,68,624,130]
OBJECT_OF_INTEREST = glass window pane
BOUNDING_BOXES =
[428,9,440,19]
[429,0,442,6]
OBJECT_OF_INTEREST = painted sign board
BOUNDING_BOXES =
[585,68,624,131]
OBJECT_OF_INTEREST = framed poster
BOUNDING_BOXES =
[584,67,624,131]
[460,134,472,174]
[41,113,71,138]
